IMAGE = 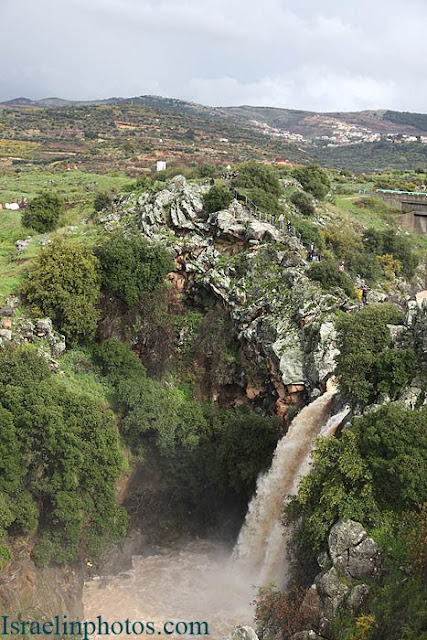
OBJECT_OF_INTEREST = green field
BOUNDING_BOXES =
[0,169,129,298]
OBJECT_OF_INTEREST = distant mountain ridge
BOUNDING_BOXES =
[2,94,426,134]
[1,95,426,171]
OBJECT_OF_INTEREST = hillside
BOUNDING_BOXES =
[1,96,426,172]
[0,155,426,639]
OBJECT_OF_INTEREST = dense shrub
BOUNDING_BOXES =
[235,161,281,197]
[290,190,315,216]
[250,187,283,215]
[363,228,418,278]
[97,232,173,307]
[94,191,112,212]
[285,403,426,556]
[94,339,279,503]
[307,260,355,298]
[0,344,127,567]
[292,165,330,199]
[203,184,233,213]
[291,218,324,250]
[324,224,382,283]
[196,163,217,178]
[22,238,101,343]
[335,304,416,407]
[22,192,63,233]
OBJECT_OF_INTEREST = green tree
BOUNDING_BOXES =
[363,228,418,279]
[0,343,128,567]
[22,238,101,343]
[308,260,355,298]
[290,190,315,216]
[335,304,416,407]
[250,187,283,215]
[94,191,112,212]
[235,161,281,197]
[285,403,426,556]
[292,165,331,199]
[197,163,217,178]
[22,192,63,233]
[97,232,173,308]
[203,184,233,213]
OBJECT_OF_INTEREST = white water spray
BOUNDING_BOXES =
[84,390,348,638]
[234,389,348,586]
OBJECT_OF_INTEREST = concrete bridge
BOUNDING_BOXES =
[376,190,427,215]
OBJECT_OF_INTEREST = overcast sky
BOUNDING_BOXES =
[1,0,426,112]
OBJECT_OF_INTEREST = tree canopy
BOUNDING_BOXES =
[0,343,127,568]
[22,238,101,343]
[22,192,63,233]
[97,231,173,307]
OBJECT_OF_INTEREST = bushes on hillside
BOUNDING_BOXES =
[94,339,279,504]
[291,218,324,250]
[290,190,315,216]
[363,228,418,278]
[292,165,330,199]
[94,191,112,212]
[335,304,416,407]
[285,403,426,556]
[22,238,101,343]
[324,224,382,284]
[307,260,355,298]
[302,410,424,568]
[203,185,233,213]
[235,161,281,197]
[250,187,283,216]
[22,192,63,233]
[233,161,283,215]
[97,232,173,307]
[283,401,427,639]
[0,343,127,567]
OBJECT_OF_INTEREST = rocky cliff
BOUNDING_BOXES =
[0,537,83,619]
[115,175,354,421]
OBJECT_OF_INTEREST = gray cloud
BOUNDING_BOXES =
[1,0,426,111]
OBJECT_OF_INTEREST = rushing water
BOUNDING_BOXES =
[84,390,347,639]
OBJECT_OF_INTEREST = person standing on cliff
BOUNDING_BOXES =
[362,284,370,305]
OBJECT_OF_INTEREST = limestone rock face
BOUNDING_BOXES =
[272,329,305,385]
[311,320,340,386]
[136,175,209,234]
[296,520,382,639]
[315,567,349,620]
[227,627,259,640]
[128,176,357,412]
[0,538,83,619]
[329,520,382,581]
[328,520,367,562]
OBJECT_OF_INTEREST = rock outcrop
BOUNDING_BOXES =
[0,302,66,369]
[0,537,83,619]
[292,520,383,640]
[227,626,259,640]
[121,177,350,420]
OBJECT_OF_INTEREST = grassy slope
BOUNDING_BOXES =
[0,169,129,297]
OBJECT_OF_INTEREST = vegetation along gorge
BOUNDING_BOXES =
[0,97,426,640]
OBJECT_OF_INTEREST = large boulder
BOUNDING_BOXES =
[315,567,349,620]
[329,520,382,582]
[272,326,305,386]
[227,627,259,640]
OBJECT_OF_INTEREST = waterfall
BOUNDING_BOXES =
[84,390,349,639]
[234,390,348,587]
